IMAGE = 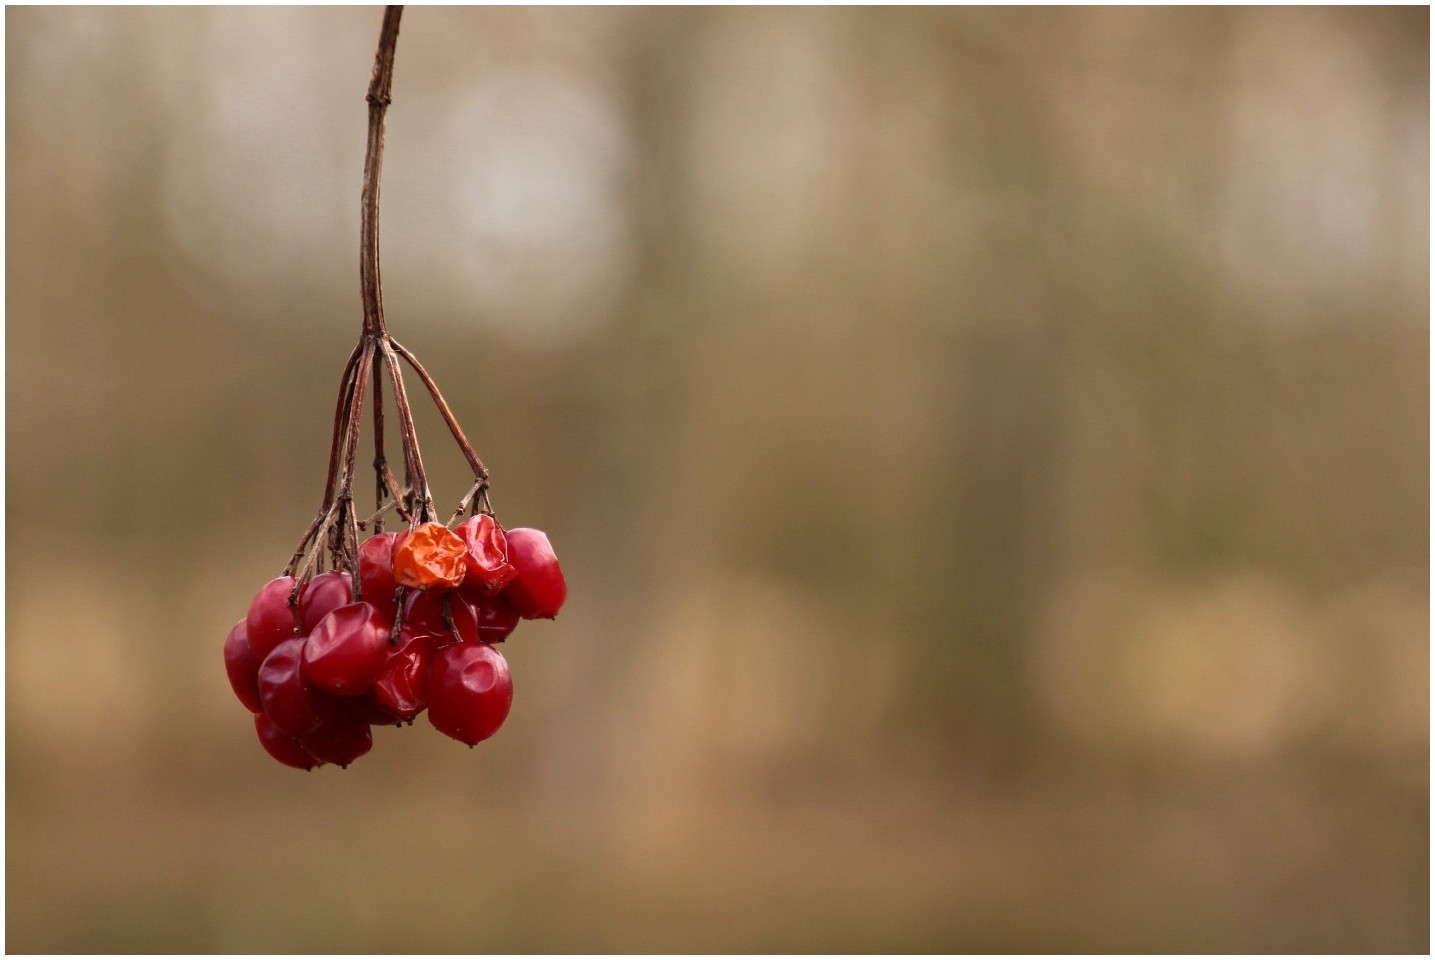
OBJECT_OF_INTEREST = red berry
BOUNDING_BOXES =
[298,571,353,633]
[504,528,566,619]
[257,637,333,736]
[301,602,390,696]
[392,522,467,590]
[466,588,520,644]
[246,575,300,660]
[254,712,321,770]
[359,532,401,619]
[402,587,458,643]
[223,619,264,713]
[298,702,374,767]
[370,628,436,722]
[404,587,519,646]
[427,643,513,746]
[453,515,517,592]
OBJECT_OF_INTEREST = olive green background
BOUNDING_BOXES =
[6,6,1429,952]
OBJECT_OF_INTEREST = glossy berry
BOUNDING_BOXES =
[257,637,333,736]
[504,528,567,619]
[299,571,353,633]
[298,703,374,767]
[402,588,460,643]
[254,712,321,770]
[427,642,513,746]
[224,619,264,713]
[454,514,516,592]
[404,586,519,646]
[246,576,300,660]
[302,602,390,696]
[232,517,547,766]
[359,532,401,619]
[393,522,467,590]
[369,628,436,722]
[467,588,520,644]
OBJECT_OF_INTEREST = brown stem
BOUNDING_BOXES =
[390,338,489,483]
[446,478,489,525]
[334,340,376,592]
[360,6,403,337]
[284,342,362,576]
[381,342,434,522]
[292,5,510,575]
[289,500,341,583]
[320,343,363,509]
[370,347,390,531]
[358,497,400,530]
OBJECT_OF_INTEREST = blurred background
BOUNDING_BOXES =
[6,5,1428,953]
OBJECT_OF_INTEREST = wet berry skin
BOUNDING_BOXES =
[358,532,402,620]
[402,588,461,644]
[299,571,353,633]
[257,637,334,736]
[454,514,516,592]
[503,528,567,619]
[246,576,300,661]
[404,587,519,646]
[369,628,436,722]
[224,619,264,713]
[299,703,374,767]
[467,588,520,644]
[427,643,513,746]
[302,602,390,696]
[254,712,321,770]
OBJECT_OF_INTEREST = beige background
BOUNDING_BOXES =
[6,5,1428,952]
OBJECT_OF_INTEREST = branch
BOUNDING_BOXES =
[360,6,403,337]
[390,338,490,483]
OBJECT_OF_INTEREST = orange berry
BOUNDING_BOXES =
[392,522,467,590]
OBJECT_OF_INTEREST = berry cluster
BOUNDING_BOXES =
[225,518,565,769]
[222,8,564,771]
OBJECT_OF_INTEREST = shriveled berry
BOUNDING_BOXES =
[392,522,467,590]
[224,619,264,713]
[246,576,300,660]
[403,587,460,643]
[302,602,390,696]
[258,637,333,736]
[504,528,567,619]
[359,532,402,619]
[427,643,513,746]
[454,514,516,592]
[299,702,374,767]
[254,712,321,770]
[298,571,353,632]
[370,628,436,722]
[465,587,520,644]
[403,587,517,646]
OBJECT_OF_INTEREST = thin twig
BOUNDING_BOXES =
[360,6,403,337]
[446,477,489,525]
[334,340,376,593]
[390,338,489,482]
[370,347,388,531]
[287,5,511,584]
[381,342,434,522]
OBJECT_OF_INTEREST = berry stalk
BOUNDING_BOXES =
[230,6,567,771]
[283,4,478,584]
[360,4,402,339]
